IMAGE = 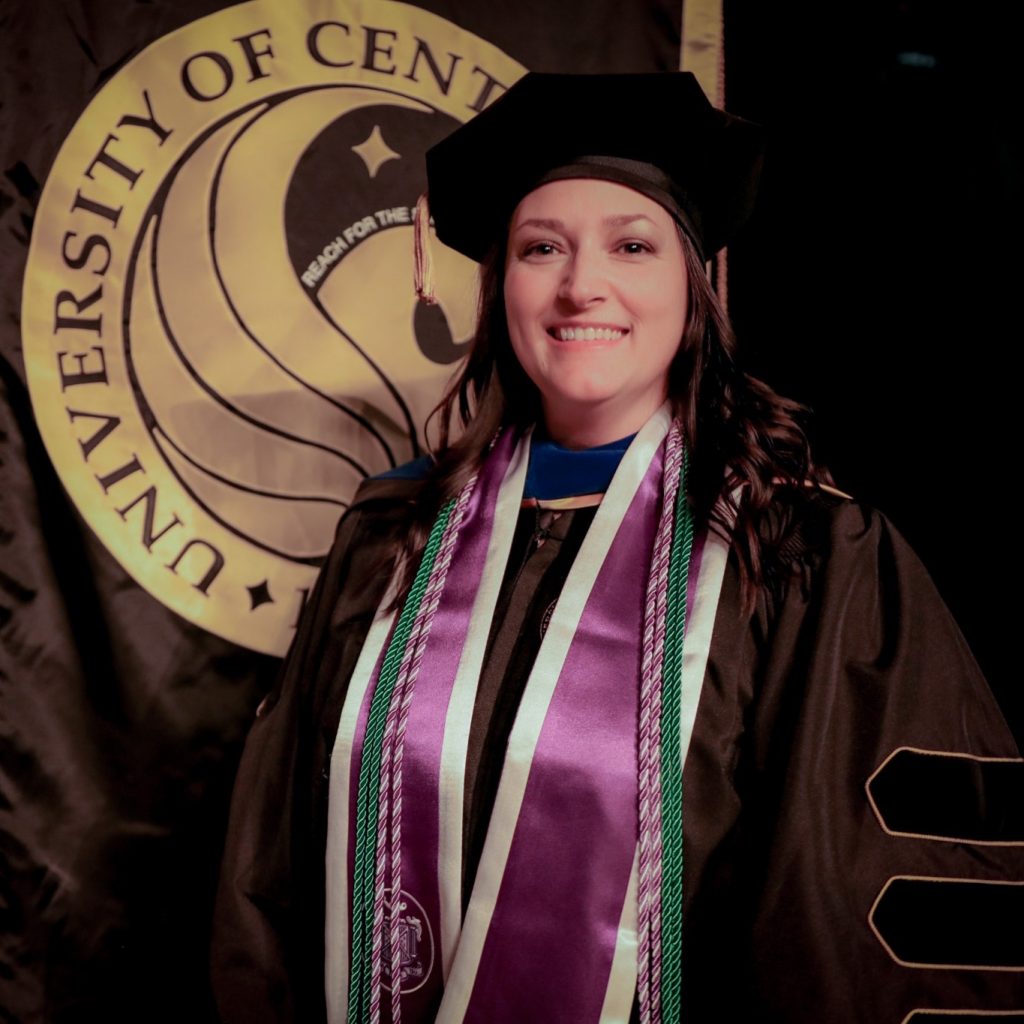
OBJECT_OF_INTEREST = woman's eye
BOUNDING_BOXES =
[618,240,652,255]
[522,241,558,257]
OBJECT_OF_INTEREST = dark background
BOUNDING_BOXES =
[723,0,1021,741]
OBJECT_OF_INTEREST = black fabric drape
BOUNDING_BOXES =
[212,479,1023,1022]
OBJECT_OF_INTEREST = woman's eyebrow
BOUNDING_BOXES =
[513,213,656,232]
[603,213,656,227]
[513,217,566,232]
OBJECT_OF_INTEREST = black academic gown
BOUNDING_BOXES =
[211,475,1023,1024]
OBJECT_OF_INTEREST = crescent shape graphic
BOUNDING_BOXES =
[152,102,371,467]
[130,214,356,560]
[317,224,479,412]
[154,426,345,562]
[212,86,433,467]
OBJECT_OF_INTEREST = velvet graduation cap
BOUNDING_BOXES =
[416,70,766,297]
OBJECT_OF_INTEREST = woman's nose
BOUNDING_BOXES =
[557,249,605,307]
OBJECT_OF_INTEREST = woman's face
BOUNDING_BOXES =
[504,178,688,447]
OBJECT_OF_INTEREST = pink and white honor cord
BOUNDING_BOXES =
[369,474,478,1024]
[637,422,684,1024]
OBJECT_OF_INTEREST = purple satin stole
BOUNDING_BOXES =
[339,417,703,1022]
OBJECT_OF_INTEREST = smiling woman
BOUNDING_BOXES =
[212,72,1023,1024]
[504,180,689,447]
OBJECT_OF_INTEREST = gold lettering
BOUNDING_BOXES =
[307,21,354,68]
[404,37,461,94]
[54,285,103,335]
[362,26,398,75]
[57,346,108,390]
[233,28,275,81]
[95,453,143,493]
[181,51,234,101]
[166,539,225,595]
[116,485,183,550]
[70,190,122,228]
[61,232,112,276]
[117,88,172,146]
[66,407,120,459]
[84,133,143,188]
[467,66,507,112]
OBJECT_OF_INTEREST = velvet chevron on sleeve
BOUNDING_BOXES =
[682,494,1023,1021]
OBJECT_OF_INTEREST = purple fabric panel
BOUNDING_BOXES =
[465,447,664,1023]
[393,430,517,1016]
[342,431,517,1020]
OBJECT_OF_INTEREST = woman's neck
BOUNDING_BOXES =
[540,396,667,450]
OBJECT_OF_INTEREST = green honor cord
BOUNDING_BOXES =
[348,498,456,1022]
[659,451,694,1021]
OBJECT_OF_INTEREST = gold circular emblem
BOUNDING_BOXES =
[21,0,523,654]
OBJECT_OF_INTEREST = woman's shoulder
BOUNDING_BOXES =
[344,455,434,514]
[366,453,435,484]
[763,480,902,549]
[311,459,433,575]
[756,481,931,602]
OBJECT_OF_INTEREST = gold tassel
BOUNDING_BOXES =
[414,191,437,305]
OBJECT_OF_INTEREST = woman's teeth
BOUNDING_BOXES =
[555,327,624,341]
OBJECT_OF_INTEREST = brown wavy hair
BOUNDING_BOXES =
[388,223,829,614]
